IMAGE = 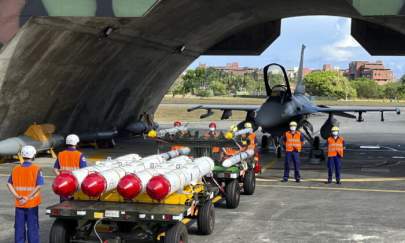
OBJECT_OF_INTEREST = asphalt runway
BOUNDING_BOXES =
[0,110,404,242]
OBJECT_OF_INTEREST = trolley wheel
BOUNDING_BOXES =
[49,219,77,243]
[197,200,215,235]
[164,222,188,243]
[225,179,240,209]
[243,169,256,195]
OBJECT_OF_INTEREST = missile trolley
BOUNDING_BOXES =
[46,149,217,243]
[153,130,257,210]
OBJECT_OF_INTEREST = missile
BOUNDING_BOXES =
[80,150,191,197]
[53,148,191,198]
[78,130,118,142]
[233,128,253,137]
[0,134,64,156]
[222,149,255,167]
[148,126,188,138]
[146,157,214,201]
[52,154,142,198]
[225,128,253,140]
[117,156,193,200]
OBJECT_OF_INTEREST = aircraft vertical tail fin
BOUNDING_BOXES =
[294,44,306,95]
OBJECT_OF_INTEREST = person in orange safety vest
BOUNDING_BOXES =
[7,145,44,243]
[204,122,221,149]
[54,134,87,202]
[243,122,261,173]
[53,134,87,175]
[326,126,345,184]
[282,121,304,182]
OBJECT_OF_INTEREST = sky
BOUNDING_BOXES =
[189,16,405,79]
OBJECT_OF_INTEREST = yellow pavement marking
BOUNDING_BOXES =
[257,177,405,183]
[257,184,405,194]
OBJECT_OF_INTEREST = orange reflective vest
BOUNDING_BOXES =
[171,145,185,151]
[248,133,256,146]
[223,147,238,156]
[284,131,303,152]
[204,132,220,153]
[212,146,220,153]
[12,164,41,208]
[327,136,344,157]
[58,150,82,171]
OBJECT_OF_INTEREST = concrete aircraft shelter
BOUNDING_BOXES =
[0,0,405,138]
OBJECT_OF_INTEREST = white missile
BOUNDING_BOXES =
[146,157,214,200]
[222,149,255,167]
[117,156,193,200]
[233,128,253,137]
[52,148,190,198]
[52,154,142,198]
[158,126,188,137]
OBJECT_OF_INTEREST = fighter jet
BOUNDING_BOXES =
[188,45,401,157]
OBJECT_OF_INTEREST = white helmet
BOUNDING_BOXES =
[66,134,80,146]
[21,145,36,159]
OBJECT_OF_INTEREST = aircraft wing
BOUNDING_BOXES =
[316,106,401,121]
[187,104,259,119]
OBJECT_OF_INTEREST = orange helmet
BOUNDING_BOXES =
[209,122,217,129]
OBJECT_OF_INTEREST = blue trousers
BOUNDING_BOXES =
[327,156,342,181]
[283,152,301,180]
[15,207,40,243]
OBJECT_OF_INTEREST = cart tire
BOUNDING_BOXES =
[164,222,188,243]
[49,219,76,243]
[225,180,240,209]
[243,169,256,195]
[197,201,215,235]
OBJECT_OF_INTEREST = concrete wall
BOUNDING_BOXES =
[1,0,405,138]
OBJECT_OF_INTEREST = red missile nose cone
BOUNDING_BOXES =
[52,173,78,198]
[81,173,106,197]
[117,174,142,200]
[146,175,171,201]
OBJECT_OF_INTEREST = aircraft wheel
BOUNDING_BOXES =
[225,180,240,209]
[243,169,256,195]
[164,222,188,243]
[197,200,215,235]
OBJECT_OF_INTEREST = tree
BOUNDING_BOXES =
[352,78,383,99]
[400,74,405,84]
[304,71,356,99]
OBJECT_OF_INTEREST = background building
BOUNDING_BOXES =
[348,61,394,85]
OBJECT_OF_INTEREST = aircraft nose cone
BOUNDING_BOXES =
[0,137,22,156]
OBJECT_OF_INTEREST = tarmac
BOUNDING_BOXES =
[0,109,404,242]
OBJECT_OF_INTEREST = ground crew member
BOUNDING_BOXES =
[204,122,221,160]
[7,145,44,243]
[204,122,220,138]
[282,121,304,182]
[222,125,239,157]
[173,120,182,127]
[170,120,189,150]
[244,122,261,173]
[326,126,345,184]
[53,134,87,175]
